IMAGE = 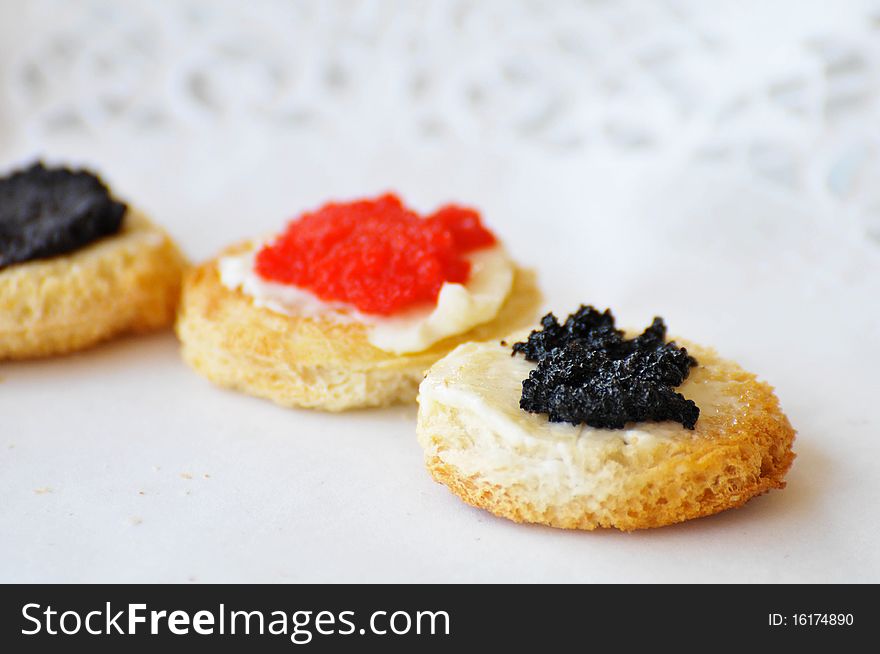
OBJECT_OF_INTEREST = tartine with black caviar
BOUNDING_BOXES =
[0,162,186,359]
[416,306,796,531]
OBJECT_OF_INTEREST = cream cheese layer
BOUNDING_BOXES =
[218,245,514,354]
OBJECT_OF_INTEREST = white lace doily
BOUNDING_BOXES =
[2,0,880,243]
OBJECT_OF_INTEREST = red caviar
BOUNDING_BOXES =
[254,193,497,315]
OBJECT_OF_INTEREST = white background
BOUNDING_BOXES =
[1,0,879,582]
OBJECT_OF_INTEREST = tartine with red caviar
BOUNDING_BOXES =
[176,194,541,410]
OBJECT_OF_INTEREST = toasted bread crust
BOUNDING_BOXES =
[175,247,542,410]
[0,211,186,360]
[417,341,796,531]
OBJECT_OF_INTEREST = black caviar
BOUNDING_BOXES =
[512,305,700,430]
[0,162,126,269]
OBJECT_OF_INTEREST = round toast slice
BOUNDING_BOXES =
[417,335,796,530]
[176,246,542,411]
[1,211,186,360]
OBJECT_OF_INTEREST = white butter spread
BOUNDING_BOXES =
[218,244,514,354]
[417,337,736,502]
